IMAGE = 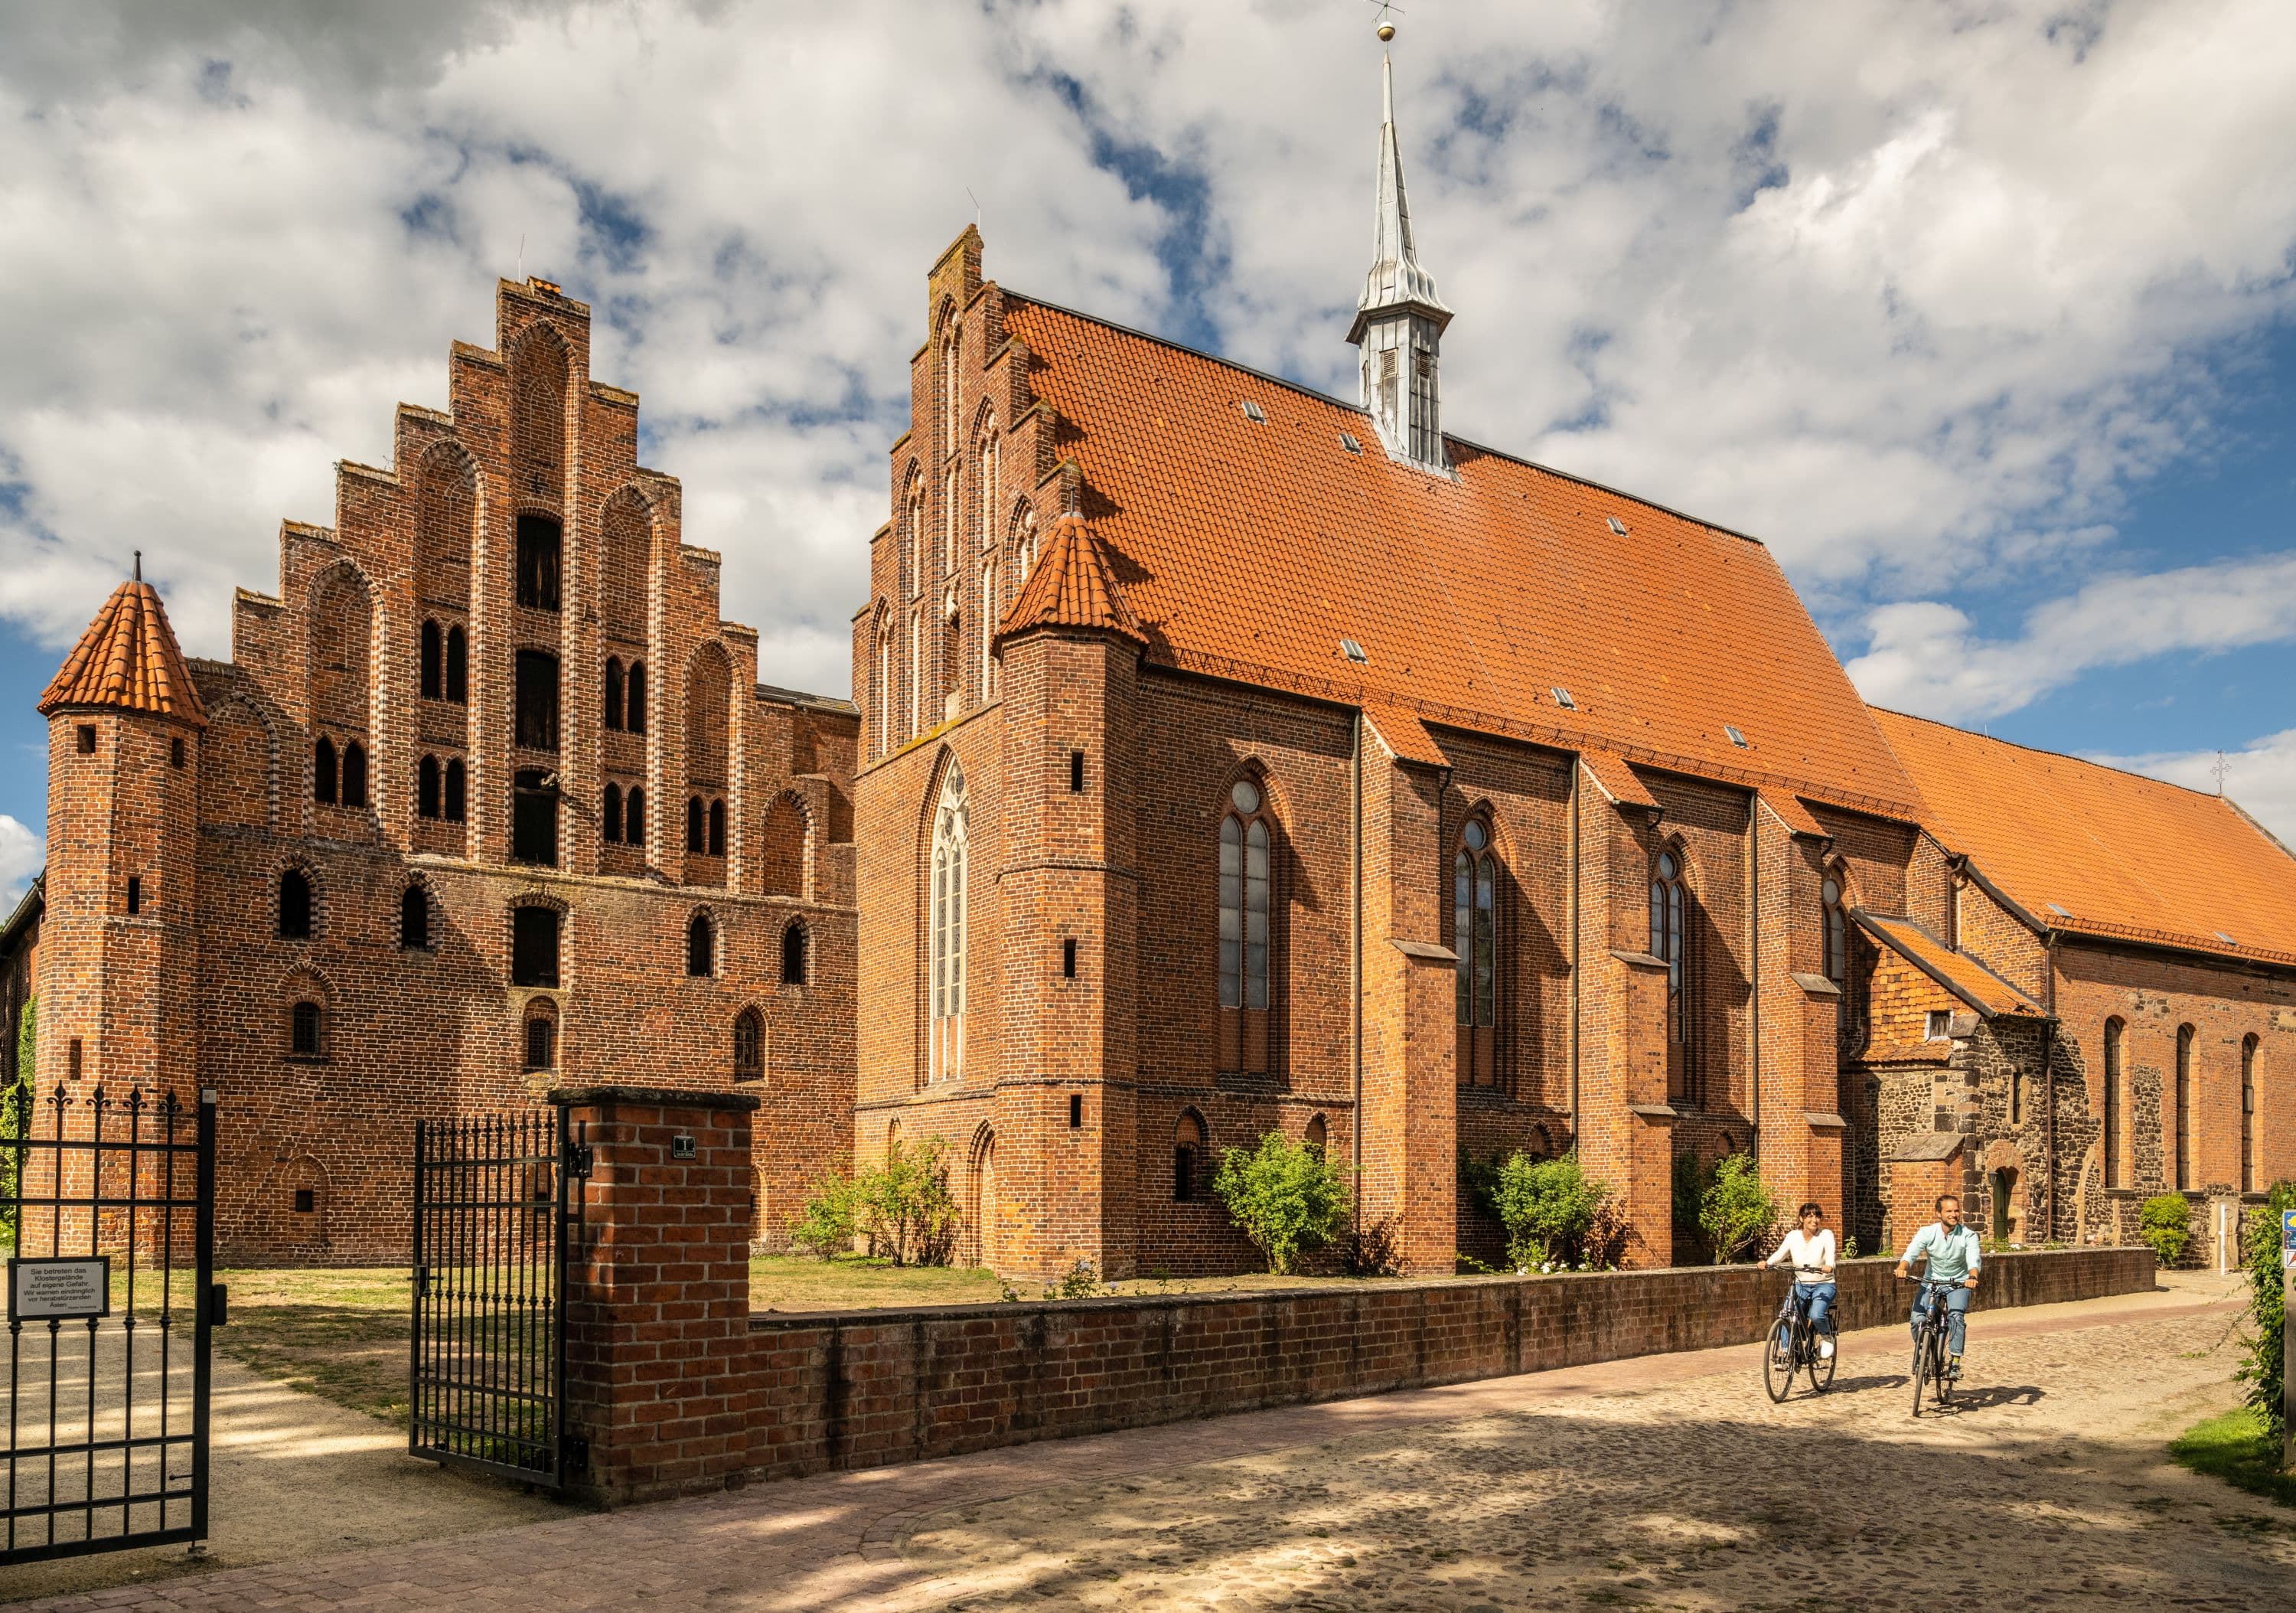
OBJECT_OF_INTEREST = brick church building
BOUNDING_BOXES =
[848,54,2296,1276]
[30,52,2296,1275]
[34,279,858,1262]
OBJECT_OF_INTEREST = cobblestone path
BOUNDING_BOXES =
[14,1277,2277,1611]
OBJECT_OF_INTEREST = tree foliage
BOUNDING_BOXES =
[0,996,30,1249]
[2140,1193,2193,1267]
[1489,1151,1611,1271]
[1695,1151,1780,1265]
[788,1136,960,1267]
[2237,1181,2294,1445]
[1213,1131,1351,1275]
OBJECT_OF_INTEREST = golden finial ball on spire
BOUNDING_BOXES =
[1378,21,1395,41]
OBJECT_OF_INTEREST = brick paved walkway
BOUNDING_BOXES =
[12,1276,2272,1611]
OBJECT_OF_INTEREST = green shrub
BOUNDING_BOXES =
[2140,1193,2193,1267]
[0,996,31,1250]
[1491,1151,1610,1271]
[1697,1152,1779,1265]
[1213,1131,1351,1275]
[2237,1181,2295,1445]
[788,1137,961,1267]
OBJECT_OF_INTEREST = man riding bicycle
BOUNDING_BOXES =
[1764,1201,1838,1358]
[1896,1193,1981,1378]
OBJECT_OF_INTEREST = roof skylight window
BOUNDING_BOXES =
[1606,516,1629,536]
[2046,903,2071,917]
[1239,400,1267,423]
[1551,687,1576,710]
[2215,930,2236,945]
[1340,639,1368,664]
[1724,725,1748,748]
[1339,432,1363,454]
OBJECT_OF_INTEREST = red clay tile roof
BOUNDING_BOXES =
[1578,749,1660,813]
[996,511,1146,646]
[1871,707,2296,968]
[1362,702,1449,767]
[1000,296,1924,821]
[38,578,206,728]
[1856,911,2043,1019]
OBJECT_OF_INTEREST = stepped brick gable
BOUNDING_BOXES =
[37,277,859,1262]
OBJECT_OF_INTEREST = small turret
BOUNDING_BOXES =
[1347,44,1453,473]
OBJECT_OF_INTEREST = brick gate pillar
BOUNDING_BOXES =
[555,1086,761,1505]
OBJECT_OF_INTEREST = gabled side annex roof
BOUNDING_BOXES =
[998,296,1923,821]
[1855,911,2043,1020]
[1872,707,2296,969]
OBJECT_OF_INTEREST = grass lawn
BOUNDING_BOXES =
[203,1258,1423,1425]
[217,1266,416,1427]
[2169,1406,2296,1508]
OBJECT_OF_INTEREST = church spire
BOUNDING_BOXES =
[1348,38,1451,472]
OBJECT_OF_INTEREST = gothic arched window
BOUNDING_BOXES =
[708,798,727,857]
[623,785,644,846]
[1823,875,1848,984]
[781,922,808,987]
[400,883,430,951]
[2103,1016,2125,1189]
[1218,777,1273,1076]
[602,782,623,844]
[445,624,468,704]
[687,911,716,978]
[625,661,647,735]
[980,555,1000,701]
[420,619,443,700]
[929,763,969,1083]
[289,1000,322,1057]
[686,795,706,855]
[278,870,312,939]
[2242,1033,2258,1193]
[1455,818,1496,1087]
[341,740,367,809]
[2175,1023,2195,1190]
[444,758,467,823]
[733,1007,763,1081]
[1651,847,1691,1100]
[605,656,625,731]
[313,736,337,805]
[417,754,441,820]
[1174,1110,1205,1203]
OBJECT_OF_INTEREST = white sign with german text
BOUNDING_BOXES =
[8,1257,112,1321]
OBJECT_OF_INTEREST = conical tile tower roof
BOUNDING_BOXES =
[996,511,1146,646]
[39,570,207,727]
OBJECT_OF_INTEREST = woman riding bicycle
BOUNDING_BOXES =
[1764,1201,1838,1358]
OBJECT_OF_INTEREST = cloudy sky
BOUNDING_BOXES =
[1,0,2292,903]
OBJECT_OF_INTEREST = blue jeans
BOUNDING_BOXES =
[1911,1284,1971,1355]
[1793,1281,1836,1334]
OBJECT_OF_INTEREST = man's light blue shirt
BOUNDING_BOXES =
[1900,1221,1982,1285]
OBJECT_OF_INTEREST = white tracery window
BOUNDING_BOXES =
[1013,506,1038,583]
[909,607,923,738]
[941,328,960,456]
[980,557,999,700]
[942,463,960,577]
[979,430,1000,554]
[876,626,892,757]
[930,762,969,1084]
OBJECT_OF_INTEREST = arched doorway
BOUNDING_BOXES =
[967,1129,996,1269]
[1988,1167,2018,1243]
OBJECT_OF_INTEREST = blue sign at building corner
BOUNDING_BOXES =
[2282,1209,2296,1249]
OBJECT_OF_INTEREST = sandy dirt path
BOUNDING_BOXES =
[2,1349,563,1605]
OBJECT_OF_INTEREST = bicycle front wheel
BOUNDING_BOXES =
[1763,1319,1797,1403]
[1807,1324,1837,1393]
[1910,1333,1929,1417]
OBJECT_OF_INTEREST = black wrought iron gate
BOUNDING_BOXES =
[408,1111,580,1488]
[2,1084,216,1565]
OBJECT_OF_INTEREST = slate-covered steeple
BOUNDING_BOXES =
[1347,47,1452,473]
